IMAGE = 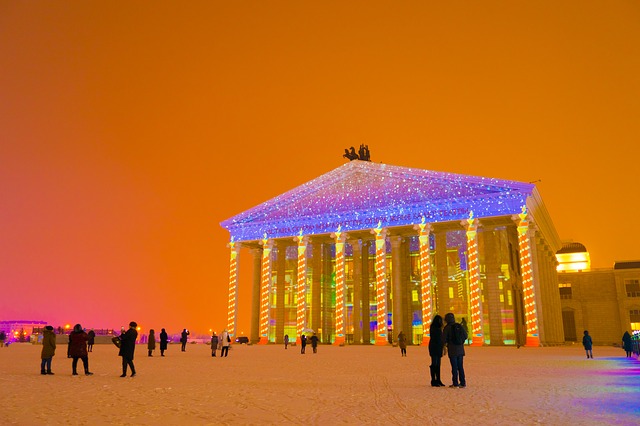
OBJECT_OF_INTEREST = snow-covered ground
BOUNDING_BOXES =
[1,342,638,425]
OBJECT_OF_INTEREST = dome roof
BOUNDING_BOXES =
[557,242,587,254]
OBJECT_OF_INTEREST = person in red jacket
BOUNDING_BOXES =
[68,324,93,376]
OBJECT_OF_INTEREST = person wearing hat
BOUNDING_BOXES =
[68,324,93,376]
[40,325,56,375]
[119,321,138,377]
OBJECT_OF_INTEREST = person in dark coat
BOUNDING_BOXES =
[180,328,190,352]
[68,324,93,376]
[397,331,408,357]
[582,330,593,359]
[622,331,633,358]
[300,334,307,354]
[310,333,319,354]
[442,312,467,388]
[159,328,168,356]
[40,325,56,375]
[147,329,156,357]
[211,332,219,357]
[119,321,138,377]
[284,334,289,349]
[428,315,445,387]
[87,329,95,352]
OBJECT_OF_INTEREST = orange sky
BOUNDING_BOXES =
[1,1,639,335]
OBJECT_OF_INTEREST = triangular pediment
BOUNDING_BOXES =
[221,161,534,242]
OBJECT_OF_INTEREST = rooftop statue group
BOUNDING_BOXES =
[343,144,371,162]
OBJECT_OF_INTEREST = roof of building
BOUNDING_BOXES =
[220,160,562,248]
[557,242,588,254]
[613,261,640,270]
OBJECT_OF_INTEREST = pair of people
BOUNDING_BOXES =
[210,329,231,357]
[429,313,468,388]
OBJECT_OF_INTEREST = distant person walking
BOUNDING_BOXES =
[398,331,407,357]
[300,334,307,354]
[211,332,219,357]
[0,331,5,347]
[147,329,156,357]
[180,329,190,352]
[40,325,56,375]
[68,324,93,376]
[284,334,289,349]
[582,330,593,359]
[622,331,633,358]
[220,329,231,357]
[429,315,445,387]
[310,333,319,354]
[87,329,95,352]
[119,321,138,377]
[160,328,168,357]
[443,313,467,388]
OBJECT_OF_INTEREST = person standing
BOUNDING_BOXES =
[87,329,95,352]
[159,328,168,357]
[220,329,230,357]
[582,330,593,359]
[119,322,138,377]
[310,333,319,354]
[284,334,289,349]
[428,315,445,387]
[40,325,56,375]
[398,331,407,357]
[0,330,5,347]
[442,313,467,388]
[68,324,93,376]
[180,329,190,352]
[211,332,219,357]
[622,331,633,358]
[147,329,156,357]
[300,334,307,354]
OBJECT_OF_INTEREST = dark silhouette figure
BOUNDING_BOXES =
[159,328,168,356]
[148,329,156,357]
[443,313,467,388]
[119,322,138,377]
[343,145,371,161]
[0,330,5,347]
[310,333,319,354]
[460,318,469,345]
[68,324,93,376]
[284,334,289,349]
[87,329,95,352]
[429,315,445,387]
[211,332,219,357]
[622,331,633,358]
[582,330,593,359]
[40,325,56,375]
[300,334,307,354]
[343,149,356,161]
[398,331,407,357]
[180,329,190,352]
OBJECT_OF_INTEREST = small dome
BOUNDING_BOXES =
[557,242,587,254]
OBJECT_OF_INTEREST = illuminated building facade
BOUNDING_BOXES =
[556,243,640,345]
[221,161,564,346]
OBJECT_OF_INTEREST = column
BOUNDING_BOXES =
[294,231,309,344]
[371,221,388,345]
[311,243,322,336]
[250,248,262,344]
[513,207,541,347]
[435,231,449,315]
[483,227,504,345]
[275,241,287,344]
[390,236,404,344]
[362,240,371,344]
[352,240,363,344]
[332,226,348,345]
[226,239,241,339]
[464,212,484,346]
[258,236,274,345]
[414,219,433,346]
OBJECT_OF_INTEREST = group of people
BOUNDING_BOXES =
[298,333,319,354]
[426,312,468,388]
[209,329,231,357]
[39,322,140,377]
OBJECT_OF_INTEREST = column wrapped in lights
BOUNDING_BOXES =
[515,206,540,347]
[226,238,241,339]
[413,217,433,346]
[331,225,348,346]
[258,234,274,345]
[463,212,483,346]
[371,221,388,345]
[293,230,309,344]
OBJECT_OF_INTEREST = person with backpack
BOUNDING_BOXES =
[442,312,467,388]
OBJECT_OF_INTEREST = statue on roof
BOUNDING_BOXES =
[342,145,371,161]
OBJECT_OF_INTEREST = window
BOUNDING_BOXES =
[559,283,572,300]
[630,309,640,331]
[625,279,640,297]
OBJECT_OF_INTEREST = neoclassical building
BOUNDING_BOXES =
[220,161,564,346]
